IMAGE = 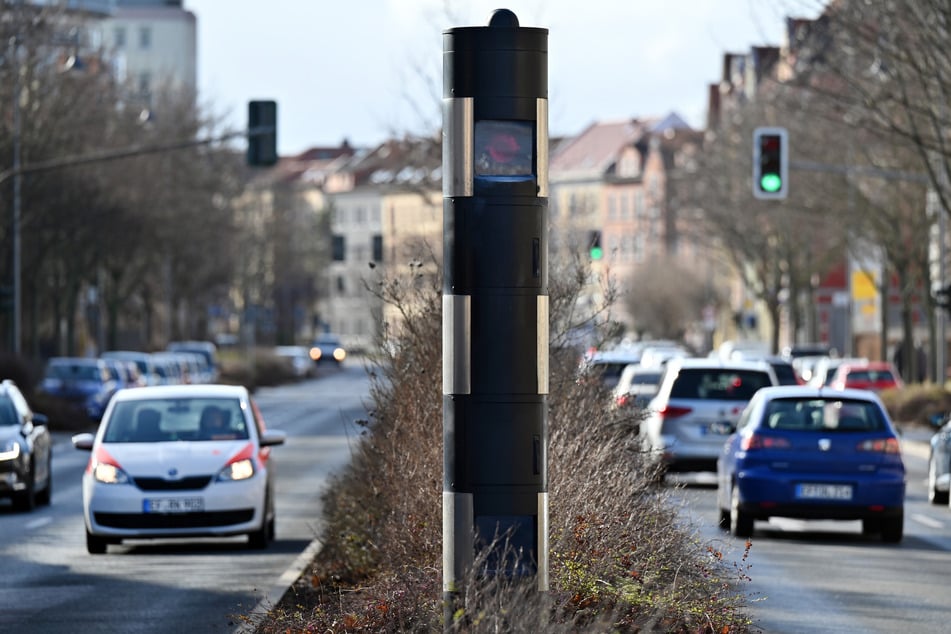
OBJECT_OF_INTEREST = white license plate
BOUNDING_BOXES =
[796,484,853,500]
[143,497,204,513]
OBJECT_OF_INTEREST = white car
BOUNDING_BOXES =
[72,384,286,554]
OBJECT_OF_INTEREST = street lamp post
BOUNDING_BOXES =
[10,34,22,356]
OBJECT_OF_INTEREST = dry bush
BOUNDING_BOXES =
[259,254,753,632]
[879,383,951,426]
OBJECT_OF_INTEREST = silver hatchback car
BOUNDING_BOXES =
[640,357,777,475]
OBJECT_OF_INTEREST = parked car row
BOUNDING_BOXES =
[36,341,220,422]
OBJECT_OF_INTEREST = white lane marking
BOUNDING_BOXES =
[25,516,53,530]
[911,513,944,529]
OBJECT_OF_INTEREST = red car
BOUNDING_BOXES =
[830,361,904,392]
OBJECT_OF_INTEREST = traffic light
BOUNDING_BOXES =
[935,284,951,314]
[753,127,788,200]
[247,100,277,166]
[588,230,603,260]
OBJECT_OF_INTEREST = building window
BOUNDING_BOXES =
[372,235,383,262]
[620,193,630,219]
[114,27,126,48]
[336,275,346,294]
[139,26,151,50]
[138,72,151,96]
[332,235,345,261]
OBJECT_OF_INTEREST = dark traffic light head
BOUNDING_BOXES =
[753,127,788,200]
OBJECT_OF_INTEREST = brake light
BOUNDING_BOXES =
[856,438,901,454]
[616,394,630,407]
[658,405,692,419]
[741,433,792,450]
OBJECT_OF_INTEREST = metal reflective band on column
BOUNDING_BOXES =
[537,492,549,591]
[443,491,474,593]
[442,98,474,197]
[442,294,471,395]
[536,99,549,198]
[537,295,549,394]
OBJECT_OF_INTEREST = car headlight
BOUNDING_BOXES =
[93,462,130,484]
[333,348,346,362]
[88,446,130,484]
[0,440,21,462]
[218,458,255,482]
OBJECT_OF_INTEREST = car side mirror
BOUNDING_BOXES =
[259,429,286,447]
[72,433,95,451]
[930,413,947,428]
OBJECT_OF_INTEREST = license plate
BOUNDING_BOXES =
[796,484,853,500]
[143,497,204,513]
[703,421,732,436]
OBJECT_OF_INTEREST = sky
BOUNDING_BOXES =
[183,0,822,156]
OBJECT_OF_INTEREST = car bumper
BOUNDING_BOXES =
[652,434,729,472]
[735,468,905,521]
[83,475,266,538]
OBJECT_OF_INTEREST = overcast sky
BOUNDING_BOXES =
[183,0,822,155]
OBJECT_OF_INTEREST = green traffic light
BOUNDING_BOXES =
[590,246,604,260]
[760,173,783,193]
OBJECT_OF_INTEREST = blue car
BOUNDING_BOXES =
[38,357,119,421]
[716,385,905,543]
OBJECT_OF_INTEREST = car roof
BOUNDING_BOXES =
[49,357,103,365]
[664,357,772,371]
[110,384,249,402]
[753,384,883,402]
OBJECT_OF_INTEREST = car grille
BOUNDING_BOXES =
[94,510,255,529]
[133,476,213,491]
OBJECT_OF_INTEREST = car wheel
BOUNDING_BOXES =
[928,458,949,505]
[86,530,108,555]
[730,485,754,538]
[36,451,52,506]
[12,467,36,512]
[718,508,730,531]
[880,513,904,544]
[248,498,271,550]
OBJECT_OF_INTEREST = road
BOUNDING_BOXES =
[0,362,369,634]
[4,366,951,633]
[668,432,951,634]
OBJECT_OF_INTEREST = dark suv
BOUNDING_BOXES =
[0,380,52,510]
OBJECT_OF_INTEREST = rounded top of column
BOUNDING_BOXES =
[488,9,519,28]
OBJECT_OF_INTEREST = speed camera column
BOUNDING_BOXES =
[442,8,549,598]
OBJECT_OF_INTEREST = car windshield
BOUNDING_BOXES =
[102,397,249,443]
[0,397,18,426]
[763,397,888,432]
[46,364,101,381]
[670,369,772,400]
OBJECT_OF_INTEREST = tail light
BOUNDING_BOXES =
[658,405,692,419]
[856,438,901,454]
[616,394,630,407]
[741,433,792,451]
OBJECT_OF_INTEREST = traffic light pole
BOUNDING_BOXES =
[442,8,549,618]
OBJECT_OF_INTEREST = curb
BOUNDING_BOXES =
[234,537,324,633]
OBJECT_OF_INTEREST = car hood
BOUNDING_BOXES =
[101,440,249,477]
[0,426,21,443]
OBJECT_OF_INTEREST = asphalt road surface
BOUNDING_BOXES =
[0,361,369,634]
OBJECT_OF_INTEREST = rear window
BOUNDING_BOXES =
[770,363,800,385]
[669,369,772,401]
[763,397,888,432]
[846,370,895,383]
